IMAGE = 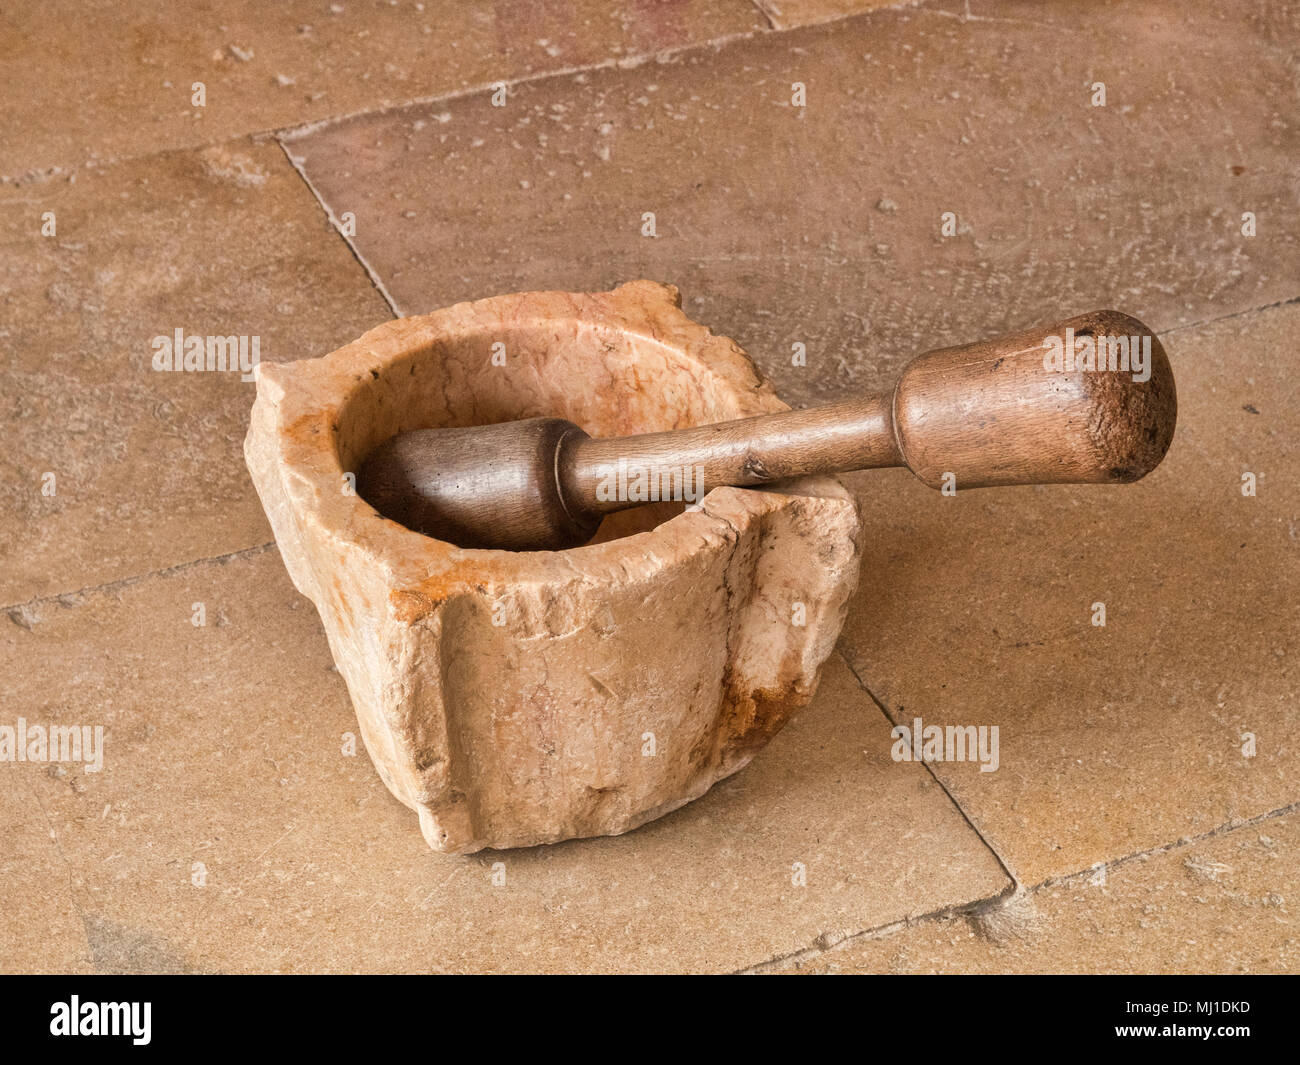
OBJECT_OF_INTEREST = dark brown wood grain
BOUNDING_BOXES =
[357,312,1177,550]
[358,417,600,552]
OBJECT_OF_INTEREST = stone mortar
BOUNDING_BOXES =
[244,280,862,853]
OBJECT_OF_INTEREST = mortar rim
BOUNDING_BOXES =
[248,280,855,606]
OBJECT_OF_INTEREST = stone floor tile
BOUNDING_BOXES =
[0,138,391,606]
[788,808,1300,974]
[1,548,1010,973]
[287,0,1298,408]
[0,769,94,973]
[0,0,766,177]
[754,0,916,31]
[836,301,1300,885]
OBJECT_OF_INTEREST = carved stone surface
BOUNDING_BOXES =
[244,281,861,853]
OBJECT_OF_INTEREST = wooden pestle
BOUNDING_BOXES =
[357,310,1176,551]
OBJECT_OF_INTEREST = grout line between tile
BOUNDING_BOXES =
[2,542,276,618]
[737,875,1017,973]
[1027,798,1300,893]
[2,0,956,186]
[1161,293,1300,337]
[730,645,1022,974]
[746,647,1300,972]
[836,645,1021,886]
[270,27,766,147]
[751,0,930,33]
[0,27,764,186]
[746,791,1300,972]
[812,798,1300,972]
[275,139,403,318]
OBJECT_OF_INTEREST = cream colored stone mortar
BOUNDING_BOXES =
[245,281,861,853]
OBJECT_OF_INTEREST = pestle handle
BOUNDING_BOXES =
[565,309,1175,508]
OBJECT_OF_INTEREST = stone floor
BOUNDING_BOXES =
[1,0,1295,973]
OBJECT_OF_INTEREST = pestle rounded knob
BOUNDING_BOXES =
[892,310,1176,488]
